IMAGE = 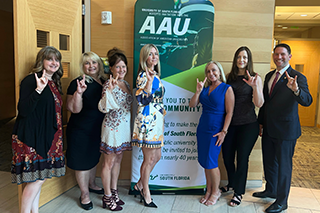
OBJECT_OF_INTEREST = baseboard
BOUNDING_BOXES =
[118,179,131,187]
[220,180,263,188]
[117,179,263,189]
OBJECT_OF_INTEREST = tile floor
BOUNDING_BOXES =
[38,178,320,213]
[2,171,320,213]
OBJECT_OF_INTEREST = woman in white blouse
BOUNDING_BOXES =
[98,47,133,211]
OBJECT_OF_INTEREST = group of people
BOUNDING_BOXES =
[189,43,312,213]
[11,42,312,213]
[11,43,165,212]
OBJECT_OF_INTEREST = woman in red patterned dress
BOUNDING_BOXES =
[11,46,65,213]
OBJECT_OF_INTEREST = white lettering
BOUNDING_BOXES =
[139,16,155,34]
[173,18,190,36]
[139,16,190,36]
[156,17,172,35]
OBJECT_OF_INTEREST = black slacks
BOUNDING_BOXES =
[262,133,296,205]
[221,121,259,194]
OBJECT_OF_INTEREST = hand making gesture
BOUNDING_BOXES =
[35,69,49,91]
[76,74,87,95]
[196,77,207,94]
[146,68,155,82]
[108,75,119,91]
[243,70,258,88]
[285,71,299,92]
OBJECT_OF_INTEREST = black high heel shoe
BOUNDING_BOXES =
[140,189,157,208]
[89,187,104,195]
[133,184,141,197]
[79,197,93,210]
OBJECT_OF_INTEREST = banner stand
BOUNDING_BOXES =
[131,0,215,195]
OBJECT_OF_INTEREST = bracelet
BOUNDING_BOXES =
[221,130,228,134]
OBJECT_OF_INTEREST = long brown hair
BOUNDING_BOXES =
[32,46,63,94]
[227,46,255,82]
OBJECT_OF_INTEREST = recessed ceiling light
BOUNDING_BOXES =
[301,14,307,17]
[277,25,282,27]
[282,26,288,29]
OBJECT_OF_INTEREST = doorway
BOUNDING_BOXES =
[0,1,15,122]
[280,40,320,127]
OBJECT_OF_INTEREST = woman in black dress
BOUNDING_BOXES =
[11,46,65,213]
[66,52,106,210]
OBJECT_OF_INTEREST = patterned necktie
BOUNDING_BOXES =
[269,71,280,96]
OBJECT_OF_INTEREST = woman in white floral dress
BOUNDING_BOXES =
[98,47,132,211]
[132,44,166,208]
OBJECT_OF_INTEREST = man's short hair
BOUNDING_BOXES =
[274,43,291,55]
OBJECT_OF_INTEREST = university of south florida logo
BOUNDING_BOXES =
[150,174,158,180]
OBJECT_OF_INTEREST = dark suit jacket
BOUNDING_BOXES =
[258,66,312,140]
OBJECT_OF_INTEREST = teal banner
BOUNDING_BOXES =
[132,0,215,194]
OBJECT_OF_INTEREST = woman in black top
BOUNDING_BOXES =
[66,52,106,210]
[11,46,65,212]
[221,46,264,206]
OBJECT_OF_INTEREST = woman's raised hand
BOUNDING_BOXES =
[146,69,155,82]
[243,70,258,88]
[108,75,118,91]
[35,69,49,91]
[76,74,87,95]
[196,77,207,94]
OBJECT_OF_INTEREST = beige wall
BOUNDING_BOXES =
[211,0,275,181]
[310,27,320,38]
[91,0,276,182]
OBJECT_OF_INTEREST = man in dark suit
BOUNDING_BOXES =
[253,43,313,213]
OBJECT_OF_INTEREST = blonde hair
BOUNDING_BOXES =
[138,44,161,77]
[80,51,105,83]
[204,61,226,87]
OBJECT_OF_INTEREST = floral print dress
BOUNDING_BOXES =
[98,79,133,154]
[132,71,166,148]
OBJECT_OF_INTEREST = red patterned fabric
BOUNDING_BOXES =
[11,81,65,185]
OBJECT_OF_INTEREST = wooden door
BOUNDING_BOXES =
[281,40,320,126]
[13,0,82,208]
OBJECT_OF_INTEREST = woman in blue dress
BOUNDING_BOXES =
[189,61,234,206]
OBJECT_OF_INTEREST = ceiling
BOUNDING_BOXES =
[274,6,320,39]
